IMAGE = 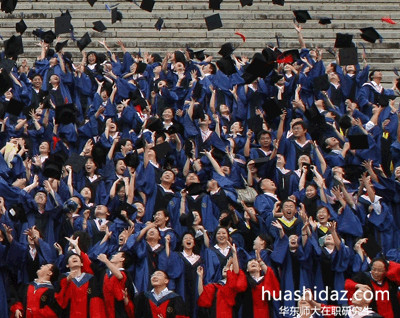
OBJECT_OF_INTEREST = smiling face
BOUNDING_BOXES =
[34,191,47,206]
[36,263,53,278]
[282,201,296,220]
[115,160,126,175]
[317,207,330,223]
[370,260,387,282]
[85,158,97,174]
[182,233,195,250]
[154,210,169,227]
[258,132,272,149]
[192,211,201,225]
[216,227,229,245]
[32,75,43,89]
[247,259,261,273]
[39,141,50,155]
[161,170,175,184]
[151,270,169,287]
[134,202,145,218]
[67,254,83,270]
[146,228,161,242]
[253,236,267,251]
[305,185,317,199]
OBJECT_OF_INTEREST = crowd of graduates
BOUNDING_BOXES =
[0,23,399,318]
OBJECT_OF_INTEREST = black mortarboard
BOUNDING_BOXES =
[339,47,358,66]
[194,50,205,61]
[348,134,369,149]
[15,19,27,35]
[140,0,155,12]
[276,49,300,64]
[216,57,237,75]
[272,0,284,5]
[262,98,284,122]
[135,61,147,74]
[154,17,164,31]
[55,103,77,125]
[361,235,382,259]
[205,13,223,31]
[65,153,87,172]
[262,46,279,62]
[218,42,235,57]
[124,151,140,168]
[293,10,311,23]
[360,27,382,43]
[343,164,365,183]
[4,35,23,58]
[247,116,263,134]
[93,20,107,32]
[43,30,56,44]
[6,98,24,116]
[111,7,123,24]
[153,142,172,161]
[0,71,12,95]
[313,74,331,91]
[209,0,222,10]
[55,14,72,36]
[146,117,164,132]
[192,82,203,101]
[184,139,195,158]
[375,94,395,107]
[92,142,108,168]
[240,0,253,7]
[87,0,97,6]
[132,96,148,110]
[0,58,15,74]
[270,71,284,84]
[43,160,63,180]
[1,0,18,13]
[211,147,226,162]
[192,104,205,120]
[253,157,270,165]
[186,183,205,196]
[319,17,331,25]
[55,40,68,53]
[77,32,91,51]
[334,33,354,48]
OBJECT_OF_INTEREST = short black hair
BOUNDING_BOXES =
[49,264,59,283]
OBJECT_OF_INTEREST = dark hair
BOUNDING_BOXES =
[119,251,133,269]
[257,130,272,142]
[116,180,126,194]
[49,264,59,283]
[292,121,307,130]
[369,69,380,81]
[370,257,389,271]
[209,63,217,75]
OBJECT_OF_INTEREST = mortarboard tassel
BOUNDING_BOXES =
[234,31,246,42]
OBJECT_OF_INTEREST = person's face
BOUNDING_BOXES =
[277,154,286,166]
[116,160,126,175]
[298,155,311,168]
[134,202,145,217]
[110,252,125,265]
[253,236,266,251]
[100,90,109,100]
[87,53,97,64]
[328,72,339,82]
[346,65,356,74]
[154,210,168,227]
[261,179,276,192]
[325,137,339,148]
[282,201,296,220]
[85,159,96,174]
[372,71,383,81]
[95,205,108,218]
[80,187,92,199]
[221,165,231,175]
[32,75,43,89]
[395,166,400,180]
[185,173,199,186]
[153,65,161,74]
[370,260,387,282]
[289,235,299,249]
[219,104,229,114]
[174,62,185,72]
[216,228,229,245]
[34,192,47,206]
[247,259,261,273]
[230,122,242,134]
[258,133,272,148]
[67,255,82,269]
[305,185,317,199]
[39,142,50,154]
[37,264,53,278]
[161,171,175,184]
[151,271,169,287]
[158,80,167,89]
[317,208,330,223]
[162,108,174,121]
[292,124,306,138]
[324,234,334,246]
[182,234,195,249]
[117,185,126,199]
[109,122,117,133]
[49,75,60,86]
[121,140,133,153]
[146,228,160,241]
[192,211,201,225]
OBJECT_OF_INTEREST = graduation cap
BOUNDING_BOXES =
[276,49,300,64]
[293,10,311,23]
[55,103,77,125]
[124,151,140,168]
[111,7,123,24]
[360,27,382,43]
[77,32,91,51]
[152,142,172,161]
[205,13,222,31]
[375,94,395,107]
[87,0,97,6]
[313,74,331,91]
[186,182,205,196]
[92,142,108,168]
[0,71,12,95]
[211,147,227,162]
[4,35,23,58]
[1,0,18,13]
[218,42,235,57]
[240,0,253,7]
[272,0,284,5]
[55,13,72,35]
[194,50,205,61]
[253,157,270,166]
[184,139,195,158]
[319,17,331,25]
[262,46,279,62]
[43,158,63,180]
[43,30,56,44]
[135,61,147,74]
[334,33,354,48]
[140,0,155,12]
[262,98,284,122]
[216,56,237,75]
[154,17,164,31]
[270,71,284,84]
[192,104,205,120]
[361,236,382,259]
[209,0,222,10]
[93,20,107,32]
[0,58,15,74]
[348,134,369,149]
[65,153,87,173]
[247,116,263,134]
[55,40,68,53]
[192,82,203,101]
[339,47,358,66]
[6,98,25,116]
[146,116,164,132]
[15,19,27,35]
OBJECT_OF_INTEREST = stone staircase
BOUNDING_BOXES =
[1,0,400,84]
